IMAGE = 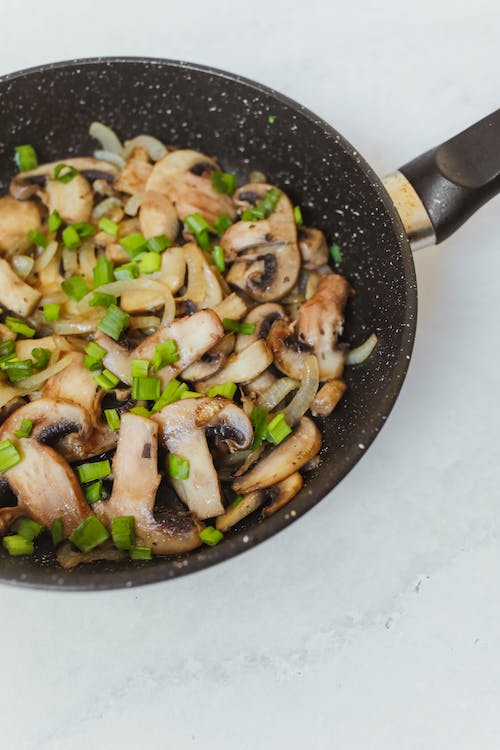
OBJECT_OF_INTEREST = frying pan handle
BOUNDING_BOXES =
[383,109,500,250]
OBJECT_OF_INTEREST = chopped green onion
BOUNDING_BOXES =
[265,412,292,445]
[3,359,33,382]
[84,355,102,371]
[241,187,281,221]
[28,230,48,249]
[222,318,256,335]
[112,516,135,550]
[151,379,188,412]
[211,171,237,195]
[93,369,120,391]
[43,303,60,321]
[199,526,224,546]
[69,516,109,552]
[93,255,114,288]
[185,213,212,251]
[51,517,64,547]
[54,163,79,183]
[14,144,38,172]
[130,545,152,561]
[16,517,43,540]
[330,242,343,263]
[0,340,15,362]
[214,214,233,235]
[32,347,50,371]
[179,390,203,399]
[207,382,237,399]
[5,316,35,338]
[131,359,149,378]
[14,418,33,439]
[61,274,90,301]
[168,454,190,480]
[294,206,303,225]
[0,439,22,471]
[147,235,172,253]
[129,406,151,417]
[77,459,111,484]
[48,209,62,233]
[89,291,116,308]
[114,261,139,281]
[268,114,276,124]
[231,495,244,508]
[151,339,179,371]
[250,405,268,451]
[98,304,130,341]
[132,376,161,401]
[3,534,33,556]
[98,217,119,237]
[62,225,81,250]
[72,222,95,238]
[120,233,147,257]
[139,252,161,274]
[85,341,107,361]
[104,408,121,431]
[212,245,225,272]
[85,480,105,505]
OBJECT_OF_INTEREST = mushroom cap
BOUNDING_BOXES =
[267,317,310,380]
[234,302,286,352]
[196,339,273,391]
[298,226,329,270]
[0,196,41,256]
[11,157,118,186]
[0,397,93,446]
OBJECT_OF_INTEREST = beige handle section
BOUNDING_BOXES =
[382,171,436,251]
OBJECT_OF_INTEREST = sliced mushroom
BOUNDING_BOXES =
[114,153,153,194]
[298,227,329,270]
[310,379,347,417]
[56,540,127,569]
[0,196,41,256]
[0,258,41,317]
[196,340,273,392]
[0,506,25,535]
[183,242,223,309]
[215,490,264,532]
[243,370,278,398]
[212,292,248,322]
[232,416,321,494]
[297,274,353,380]
[180,333,235,382]
[15,334,71,361]
[216,471,303,530]
[261,471,303,517]
[0,398,93,447]
[145,149,236,224]
[45,174,94,224]
[139,191,179,241]
[153,397,253,519]
[267,318,310,380]
[10,157,118,199]
[155,246,186,294]
[234,303,286,352]
[94,413,202,554]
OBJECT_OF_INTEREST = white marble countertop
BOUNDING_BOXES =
[1,0,499,747]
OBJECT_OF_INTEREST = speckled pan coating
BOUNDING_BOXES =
[0,58,417,590]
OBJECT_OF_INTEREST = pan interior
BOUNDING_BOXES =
[0,58,416,589]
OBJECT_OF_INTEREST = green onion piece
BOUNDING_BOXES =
[129,406,151,417]
[131,359,149,378]
[0,439,22,471]
[120,233,147,257]
[212,245,225,272]
[112,516,135,550]
[130,545,152,561]
[84,355,102,371]
[214,214,233,235]
[185,213,212,251]
[89,291,117,308]
[268,114,276,124]
[98,304,130,341]
[77,459,111,484]
[132,376,161,401]
[0,340,15,362]
[93,255,114,287]
[54,163,79,183]
[85,341,107,360]
[199,526,224,546]
[207,382,237,399]
[330,242,343,263]
[151,379,188,412]
[48,209,62,233]
[31,347,50,371]
[14,418,33,439]
[222,318,256,335]
[294,206,303,225]
[43,303,60,321]
[241,187,281,222]
[94,369,120,391]
[62,225,81,250]
[5,316,36,338]
[61,274,90,301]
[85,480,105,505]
[250,405,268,451]
[16,517,43,541]
[104,408,121,431]
[3,360,33,382]
[151,339,179,372]
[14,144,38,172]
[72,221,95,238]
[28,230,48,249]
[139,252,161,274]
[168,454,190,480]
[147,235,172,253]
[114,262,139,281]
[231,495,244,508]
[179,391,203,399]
[51,517,64,547]
[3,534,33,556]
[69,516,109,552]
[265,412,292,445]
[211,171,237,195]
[98,217,119,237]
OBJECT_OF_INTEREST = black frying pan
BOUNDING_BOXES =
[0,58,498,590]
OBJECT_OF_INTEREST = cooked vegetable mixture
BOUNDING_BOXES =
[0,123,377,568]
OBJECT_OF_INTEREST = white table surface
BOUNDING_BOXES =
[1,1,499,747]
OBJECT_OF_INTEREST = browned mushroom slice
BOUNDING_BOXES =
[310,379,347,417]
[44,174,94,224]
[0,398,93,446]
[114,152,153,194]
[243,370,278,398]
[139,191,179,241]
[180,333,235,382]
[10,157,118,204]
[0,506,25,535]
[261,471,303,517]
[234,303,286,352]
[215,490,264,532]
[0,257,41,317]
[145,149,236,224]
[0,196,41,256]
[56,540,127,569]
[298,227,329,270]
[95,413,202,554]
[267,318,310,380]
[195,340,273,392]
[183,242,223,308]
[5,439,91,536]
[152,397,253,519]
[212,292,248,322]
[232,417,321,494]
[298,274,353,380]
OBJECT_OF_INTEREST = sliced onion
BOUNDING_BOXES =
[129,315,161,330]
[283,355,320,426]
[12,353,72,392]
[78,241,96,282]
[62,246,78,277]
[50,315,101,335]
[124,191,145,216]
[183,244,206,303]
[11,255,35,279]
[123,135,168,161]
[89,121,124,156]
[93,149,126,169]
[40,292,66,305]
[257,377,299,411]
[345,333,378,365]
[34,241,58,272]
[92,196,124,220]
